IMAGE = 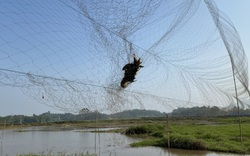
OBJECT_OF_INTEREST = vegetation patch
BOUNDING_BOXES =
[131,138,165,147]
[169,134,206,150]
[125,121,250,154]
[125,124,165,137]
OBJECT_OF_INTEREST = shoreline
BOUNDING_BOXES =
[1,116,250,154]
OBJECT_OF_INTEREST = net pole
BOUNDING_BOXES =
[231,68,242,142]
[205,0,242,142]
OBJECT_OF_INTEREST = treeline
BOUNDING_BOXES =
[1,107,250,125]
[170,106,250,117]
[0,109,165,124]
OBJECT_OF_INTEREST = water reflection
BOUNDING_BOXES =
[0,127,246,156]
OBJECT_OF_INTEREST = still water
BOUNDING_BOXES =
[0,127,246,156]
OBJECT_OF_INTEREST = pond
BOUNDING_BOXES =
[0,127,245,156]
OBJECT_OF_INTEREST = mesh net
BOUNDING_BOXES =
[0,0,249,113]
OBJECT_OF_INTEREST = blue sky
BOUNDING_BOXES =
[0,1,250,116]
[216,0,250,63]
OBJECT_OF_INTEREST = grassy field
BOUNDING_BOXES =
[2,116,250,154]
[124,117,250,154]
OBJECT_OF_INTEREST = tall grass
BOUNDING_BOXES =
[126,122,250,154]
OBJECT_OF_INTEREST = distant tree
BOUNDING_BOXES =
[79,108,90,114]
[171,106,227,117]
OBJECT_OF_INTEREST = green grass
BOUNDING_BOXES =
[125,124,165,137]
[126,121,250,154]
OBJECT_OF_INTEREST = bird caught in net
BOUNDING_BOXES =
[121,54,143,88]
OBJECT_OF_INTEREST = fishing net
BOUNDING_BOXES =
[0,0,249,114]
